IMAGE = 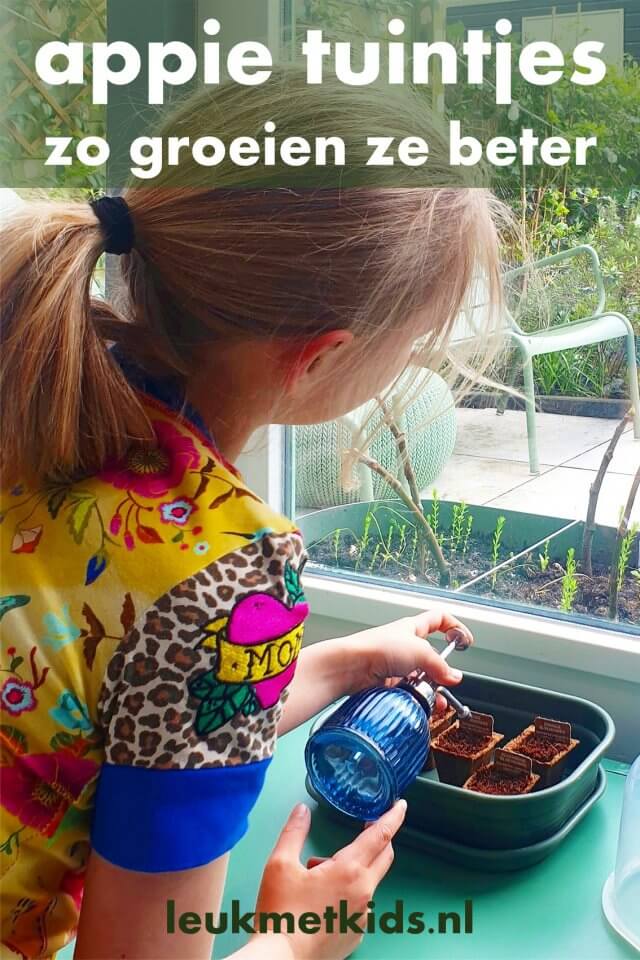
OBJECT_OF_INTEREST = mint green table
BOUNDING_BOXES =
[60,722,633,960]
[216,723,634,960]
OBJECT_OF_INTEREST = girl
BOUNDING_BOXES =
[0,70,502,960]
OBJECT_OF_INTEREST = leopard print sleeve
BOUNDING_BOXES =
[91,530,308,872]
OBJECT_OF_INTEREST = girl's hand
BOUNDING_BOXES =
[279,609,473,735]
[253,800,407,960]
[342,610,473,697]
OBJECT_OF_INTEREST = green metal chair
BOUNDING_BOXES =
[503,245,640,473]
[456,244,640,474]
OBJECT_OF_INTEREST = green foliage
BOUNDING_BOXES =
[382,521,395,568]
[507,188,640,399]
[2,0,107,189]
[360,511,373,554]
[409,528,419,569]
[398,522,407,559]
[445,20,639,400]
[450,501,468,555]
[428,489,440,544]
[446,19,640,193]
[490,516,506,587]
[462,514,473,558]
[332,527,342,563]
[526,188,640,303]
[617,523,639,593]
[539,539,551,573]
[560,548,579,613]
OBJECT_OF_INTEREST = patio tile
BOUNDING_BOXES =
[429,454,554,505]
[563,428,640,475]
[453,408,623,466]
[487,466,640,527]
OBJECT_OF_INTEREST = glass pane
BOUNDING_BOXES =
[284,0,640,637]
[291,358,639,635]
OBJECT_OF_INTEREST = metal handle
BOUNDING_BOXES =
[436,686,471,721]
[436,629,472,719]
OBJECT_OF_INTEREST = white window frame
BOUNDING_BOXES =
[239,426,640,687]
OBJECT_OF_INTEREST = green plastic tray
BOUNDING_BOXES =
[306,672,614,864]
[306,765,606,871]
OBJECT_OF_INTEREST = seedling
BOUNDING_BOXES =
[428,489,440,544]
[617,522,639,593]
[332,528,342,564]
[539,539,550,572]
[490,516,506,587]
[451,501,468,555]
[462,514,473,558]
[398,522,408,559]
[360,511,373,556]
[369,543,381,572]
[409,529,419,569]
[382,522,396,568]
[560,548,578,613]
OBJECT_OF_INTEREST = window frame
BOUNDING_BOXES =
[238,425,640,685]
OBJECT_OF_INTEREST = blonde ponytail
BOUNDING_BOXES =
[0,201,152,486]
[1,67,508,488]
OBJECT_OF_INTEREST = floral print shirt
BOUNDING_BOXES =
[0,395,308,959]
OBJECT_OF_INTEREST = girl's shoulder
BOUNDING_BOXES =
[0,396,307,751]
[1,395,301,616]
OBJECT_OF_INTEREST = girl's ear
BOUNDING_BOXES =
[284,330,354,393]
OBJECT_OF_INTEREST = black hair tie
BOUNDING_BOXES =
[89,195,135,256]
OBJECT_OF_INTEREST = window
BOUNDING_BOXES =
[269,2,639,645]
[288,389,639,640]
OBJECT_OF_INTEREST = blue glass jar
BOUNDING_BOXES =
[305,674,436,820]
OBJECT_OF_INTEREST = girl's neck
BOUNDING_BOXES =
[186,341,280,463]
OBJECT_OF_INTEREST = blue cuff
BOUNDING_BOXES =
[91,759,271,872]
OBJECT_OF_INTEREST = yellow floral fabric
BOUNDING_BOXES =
[0,396,302,959]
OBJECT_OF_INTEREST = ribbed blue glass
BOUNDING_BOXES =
[305,686,431,820]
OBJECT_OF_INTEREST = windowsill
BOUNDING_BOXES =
[304,572,640,684]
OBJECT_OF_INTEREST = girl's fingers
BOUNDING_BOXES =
[336,799,407,867]
[409,613,473,687]
[407,637,464,687]
[269,803,311,863]
[368,842,395,885]
[435,691,449,713]
[412,610,474,647]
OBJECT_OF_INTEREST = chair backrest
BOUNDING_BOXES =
[450,274,514,345]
